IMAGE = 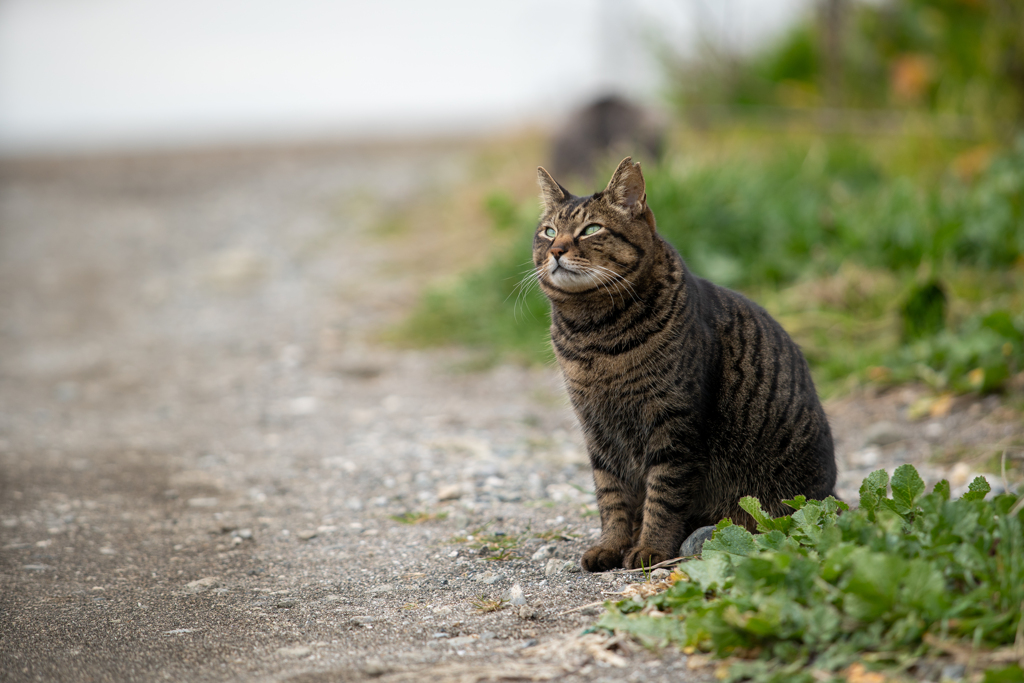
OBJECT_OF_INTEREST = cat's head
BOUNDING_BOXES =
[533,157,657,300]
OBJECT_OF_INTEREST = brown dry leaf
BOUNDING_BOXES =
[890,53,933,103]
[845,662,887,683]
[581,634,629,668]
[519,632,631,670]
[867,366,891,382]
[669,568,688,583]
[952,144,996,181]
[687,654,711,670]
[617,579,675,599]
[930,392,954,418]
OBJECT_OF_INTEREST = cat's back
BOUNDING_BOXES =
[692,276,836,502]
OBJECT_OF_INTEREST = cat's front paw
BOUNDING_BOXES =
[580,544,626,572]
[623,546,671,570]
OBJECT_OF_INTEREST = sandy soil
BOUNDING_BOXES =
[1,143,1020,683]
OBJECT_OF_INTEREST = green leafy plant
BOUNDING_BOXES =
[395,137,1024,398]
[470,594,507,614]
[532,526,579,542]
[598,465,1023,682]
[451,526,524,561]
[390,510,448,525]
[886,308,1024,393]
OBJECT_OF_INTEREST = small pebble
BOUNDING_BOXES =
[296,530,318,541]
[184,577,219,594]
[275,599,297,608]
[437,484,463,501]
[849,446,880,467]
[862,421,905,447]
[531,545,556,562]
[362,657,387,676]
[544,558,564,577]
[679,526,715,557]
[276,646,311,658]
[509,584,527,606]
[923,421,944,440]
[941,664,966,682]
[518,605,538,620]
[650,568,671,581]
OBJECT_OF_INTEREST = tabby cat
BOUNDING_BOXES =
[533,158,837,572]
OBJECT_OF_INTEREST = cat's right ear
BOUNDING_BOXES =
[537,167,570,212]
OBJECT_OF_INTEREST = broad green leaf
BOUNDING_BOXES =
[962,476,991,502]
[739,496,775,532]
[782,495,808,511]
[891,464,926,517]
[984,664,1024,683]
[841,550,905,621]
[859,469,889,520]
[791,504,823,546]
[981,310,1024,343]
[821,543,856,582]
[933,479,950,501]
[705,524,759,557]
[754,530,794,552]
[821,496,850,514]
[682,551,731,590]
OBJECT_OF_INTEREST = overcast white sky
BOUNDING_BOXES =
[0,0,810,154]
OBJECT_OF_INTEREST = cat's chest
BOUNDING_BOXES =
[561,353,679,418]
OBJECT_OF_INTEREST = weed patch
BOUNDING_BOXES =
[470,595,507,614]
[598,465,1023,682]
[390,511,448,525]
[396,136,1024,397]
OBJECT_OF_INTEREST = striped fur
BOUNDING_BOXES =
[534,158,836,572]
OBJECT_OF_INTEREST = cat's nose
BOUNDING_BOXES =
[549,245,566,259]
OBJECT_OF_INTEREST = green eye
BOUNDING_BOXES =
[582,224,601,236]
[544,227,556,238]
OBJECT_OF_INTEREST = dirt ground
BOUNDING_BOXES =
[1,142,1021,683]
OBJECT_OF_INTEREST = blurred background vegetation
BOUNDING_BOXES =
[395,0,1024,403]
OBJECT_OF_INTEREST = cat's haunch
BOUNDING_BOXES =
[533,158,837,571]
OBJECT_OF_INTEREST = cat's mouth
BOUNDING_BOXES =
[546,257,596,291]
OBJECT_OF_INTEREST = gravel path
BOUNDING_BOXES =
[1,144,1020,683]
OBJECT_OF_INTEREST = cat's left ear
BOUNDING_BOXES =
[537,167,571,212]
[603,157,647,217]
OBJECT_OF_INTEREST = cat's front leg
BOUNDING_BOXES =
[623,461,694,570]
[581,468,640,572]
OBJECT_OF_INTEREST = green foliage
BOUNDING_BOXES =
[389,510,448,525]
[392,230,549,363]
[396,138,1024,393]
[889,308,1024,393]
[900,279,947,341]
[451,526,526,561]
[671,0,1024,125]
[649,138,1024,289]
[598,465,1024,682]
